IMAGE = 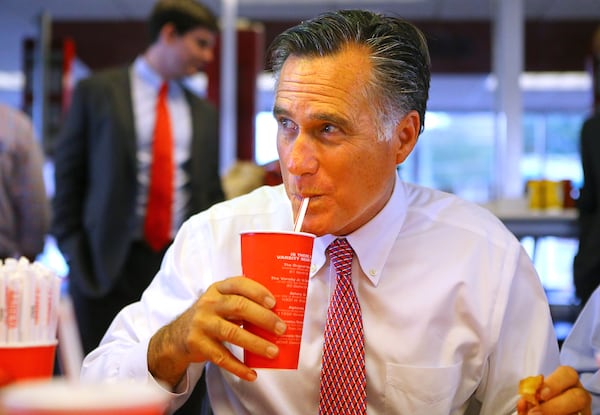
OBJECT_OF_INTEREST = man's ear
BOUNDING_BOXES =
[158,22,178,44]
[394,110,420,164]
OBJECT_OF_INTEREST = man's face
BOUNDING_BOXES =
[166,26,216,77]
[274,45,416,237]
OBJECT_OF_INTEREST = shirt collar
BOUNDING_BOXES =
[310,173,408,286]
[133,56,165,91]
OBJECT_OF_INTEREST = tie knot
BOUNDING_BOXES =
[329,237,351,253]
[159,82,169,98]
[328,238,353,277]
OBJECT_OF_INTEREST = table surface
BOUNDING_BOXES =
[481,199,578,239]
[482,198,577,219]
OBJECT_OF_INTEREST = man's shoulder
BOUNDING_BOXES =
[76,66,129,89]
[192,185,289,225]
[404,182,483,214]
[404,183,511,241]
[179,185,291,242]
[181,85,217,113]
[213,184,288,214]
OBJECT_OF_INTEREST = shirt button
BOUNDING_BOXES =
[369,269,377,276]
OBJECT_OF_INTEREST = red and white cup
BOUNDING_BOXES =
[241,230,315,369]
[0,341,57,384]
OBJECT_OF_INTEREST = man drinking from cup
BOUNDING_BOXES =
[81,9,591,415]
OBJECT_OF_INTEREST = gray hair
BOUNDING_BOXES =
[268,9,431,141]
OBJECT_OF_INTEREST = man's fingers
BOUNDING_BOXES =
[534,366,591,415]
[180,277,290,381]
[192,277,286,368]
[195,286,284,339]
[540,366,580,400]
[199,340,258,382]
[206,317,280,357]
[537,385,591,415]
[516,397,531,414]
[216,276,276,309]
[205,277,286,338]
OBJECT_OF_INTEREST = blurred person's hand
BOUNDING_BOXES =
[517,365,591,415]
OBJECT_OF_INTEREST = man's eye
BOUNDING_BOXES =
[196,38,214,49]
[279,118,297,131]
[322,124,339,134]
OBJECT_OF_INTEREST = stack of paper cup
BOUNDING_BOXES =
[0,258,61,382]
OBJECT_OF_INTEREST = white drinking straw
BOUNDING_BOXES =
[57,295,84,382]
[294,197,310,232]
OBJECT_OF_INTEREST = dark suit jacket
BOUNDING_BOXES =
[51,67,224,297]
[574,112,600,304]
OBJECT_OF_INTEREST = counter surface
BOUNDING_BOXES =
[482,199,578,239]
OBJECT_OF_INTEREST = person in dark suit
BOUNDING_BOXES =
[574,111,600,306]
[51,1,224,413]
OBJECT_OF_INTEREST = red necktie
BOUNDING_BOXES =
[319,238,367,414]
[144,82,173,252]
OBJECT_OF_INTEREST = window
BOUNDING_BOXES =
[522,112,584,189]
[400,112,496,202]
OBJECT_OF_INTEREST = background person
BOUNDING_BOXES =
[560,284,600,414]
[0,103,49,261]
[52,0,223,356]
[574,110,600,307]
[573,25,600,308]
[81,10,590,415]
[51,0,224,413]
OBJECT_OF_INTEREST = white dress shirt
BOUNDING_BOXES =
[82,176,560,414]
[560,286,600,414]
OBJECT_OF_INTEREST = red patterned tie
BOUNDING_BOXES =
[144,82,173,251]
[319,238,367,414]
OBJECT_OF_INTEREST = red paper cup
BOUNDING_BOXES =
[0,341,56,383]
[2,379,171,415]
[241,230,315,369]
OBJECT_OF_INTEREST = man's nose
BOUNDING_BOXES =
[285,133,318,176]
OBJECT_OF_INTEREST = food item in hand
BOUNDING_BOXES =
[519,374,544,406]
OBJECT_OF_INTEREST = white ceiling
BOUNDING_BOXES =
[4,0,600,22]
